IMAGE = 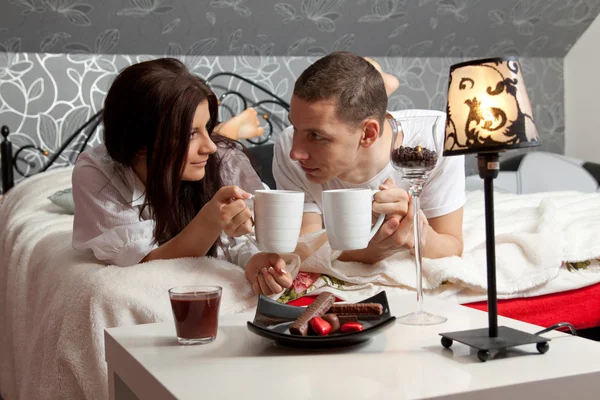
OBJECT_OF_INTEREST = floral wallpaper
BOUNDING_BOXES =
[0,52,563,190]
[0,0,598,57]
[0,0,582,191]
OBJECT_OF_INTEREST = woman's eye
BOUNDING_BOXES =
[189,132,198,140]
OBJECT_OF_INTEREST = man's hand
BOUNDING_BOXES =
[339,194,429,264]
[371,196,429,256]
[245,252,293,295]
[372,177,410,220]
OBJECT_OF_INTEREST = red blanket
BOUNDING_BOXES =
[288,283,600,330]
[464,282,600,330]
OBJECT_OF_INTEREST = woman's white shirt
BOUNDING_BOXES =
[71,143,263,267]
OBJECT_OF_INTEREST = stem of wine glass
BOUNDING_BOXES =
[409,184,424,315]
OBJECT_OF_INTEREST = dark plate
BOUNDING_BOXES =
[247,291,396,348]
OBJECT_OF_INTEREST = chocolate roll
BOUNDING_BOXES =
[330,303,383,316]
[337,315,359,324]
[289,292,336,336]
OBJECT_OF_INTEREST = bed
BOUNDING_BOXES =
[1,73,600,400]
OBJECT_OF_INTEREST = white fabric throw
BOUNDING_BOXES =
[299,190,600,298]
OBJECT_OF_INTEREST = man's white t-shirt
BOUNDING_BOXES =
[272,109,466,219]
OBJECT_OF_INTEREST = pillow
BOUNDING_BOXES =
[48,188,75,214]
[245,143,276,190]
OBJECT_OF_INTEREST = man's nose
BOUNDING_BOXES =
[290,136,309,161]
[290,144,309,161]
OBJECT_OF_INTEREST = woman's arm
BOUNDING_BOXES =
[142,205,221,262]
[143,185,253,263]
[216,143,266,266]
[218,141,265,193]
[73,159,252,265]
[143,143,261,265]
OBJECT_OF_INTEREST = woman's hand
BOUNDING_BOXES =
[204,186,253,237]
[245,252,293,295]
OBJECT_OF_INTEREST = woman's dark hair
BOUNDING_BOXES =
[103,57,228,256]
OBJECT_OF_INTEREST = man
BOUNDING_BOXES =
[245,51,465,295]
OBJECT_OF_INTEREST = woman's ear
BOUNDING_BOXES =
[133,148,148,168]
[136,148,148,159]
[360,119,381,148]
[132,149,149,185]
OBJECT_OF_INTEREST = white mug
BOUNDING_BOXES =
[245,190,304,253]
[322,188,385,250]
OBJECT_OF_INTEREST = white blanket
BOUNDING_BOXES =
[297,189,600,303]
[0,168,299,400]
[2,167,600,400]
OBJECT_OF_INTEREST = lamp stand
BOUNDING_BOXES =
[439,152,550,362]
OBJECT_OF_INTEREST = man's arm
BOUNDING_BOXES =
[422,207,463,259]
[300,212,323,236]
[338,202,463,264]
[291,212,326,262]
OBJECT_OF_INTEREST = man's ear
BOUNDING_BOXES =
[359,119,380,148]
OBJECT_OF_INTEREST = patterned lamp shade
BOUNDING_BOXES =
[443,57,540,156]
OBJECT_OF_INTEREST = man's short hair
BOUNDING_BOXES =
[293,51,388,130]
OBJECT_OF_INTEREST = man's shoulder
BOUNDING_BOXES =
[388,109,446,119]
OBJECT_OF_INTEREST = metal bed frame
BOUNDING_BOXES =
[1,72,290,194]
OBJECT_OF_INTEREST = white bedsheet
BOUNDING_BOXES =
[2,167,600,400]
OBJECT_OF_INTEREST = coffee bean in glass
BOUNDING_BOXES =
[391,146,438,171]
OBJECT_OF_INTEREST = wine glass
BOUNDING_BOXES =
[389,114,447,326]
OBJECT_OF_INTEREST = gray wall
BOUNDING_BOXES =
[0,53,563,187]
[1,1,578,190]
[1,0,599,57]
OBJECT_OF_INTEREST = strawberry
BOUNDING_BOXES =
[309,317,332,336]
[340,321,364,333]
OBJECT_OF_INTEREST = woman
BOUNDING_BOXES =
[71,58,275,270]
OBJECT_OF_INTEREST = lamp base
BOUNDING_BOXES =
[439,326,550,362]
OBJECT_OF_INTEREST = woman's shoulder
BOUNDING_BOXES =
[72,144,134,195]
[214,139,251,172]
[214,138,255,171]
[213,137,265,192]
[73,145,111,181]
[75,144,115,171]
[215,137,245,157]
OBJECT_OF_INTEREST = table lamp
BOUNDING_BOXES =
[439,57,550,362]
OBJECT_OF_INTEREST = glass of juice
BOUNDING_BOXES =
[168,285,222,345]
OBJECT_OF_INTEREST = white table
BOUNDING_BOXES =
[105,295,600,400]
